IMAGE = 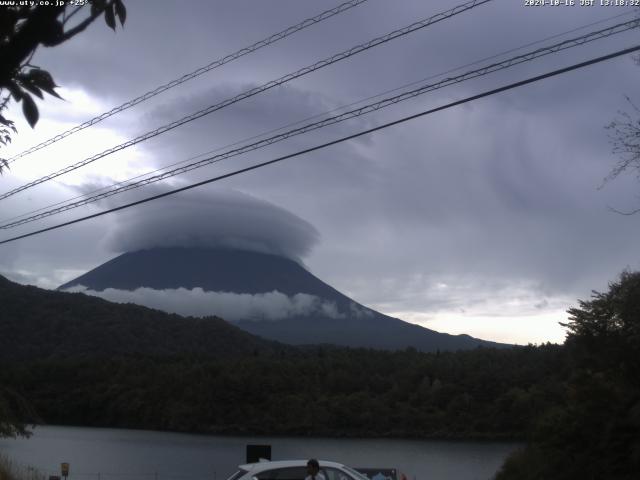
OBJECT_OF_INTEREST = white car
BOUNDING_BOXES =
[227,460,371,480]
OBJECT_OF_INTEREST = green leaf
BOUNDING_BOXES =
[114,0,126,26]
[29,69,62,99]
[28,69,56,89]
[0,10,18,34]
[104,3,116,30]
[6,82,23,101]
[21,93,39,128]
[18,80,44,99]
[0,115,18,134]
[40,20,64,47]
[0,115,14,129]
[91,0,106,17]
[41,85,63,100]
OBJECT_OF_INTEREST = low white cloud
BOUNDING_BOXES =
[63,285,344,322]
[98,187,319,262]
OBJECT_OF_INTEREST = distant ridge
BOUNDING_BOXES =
[60,247,508,352]
[0,274,285,361]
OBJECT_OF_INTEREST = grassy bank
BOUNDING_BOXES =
[0,455,44,480]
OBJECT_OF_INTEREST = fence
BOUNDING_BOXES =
[0,459,217,480]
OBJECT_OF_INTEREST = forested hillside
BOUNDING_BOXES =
[0,275,285,360]
[1,345,564,438]
[0,273,561,439]
[2,272,639,478]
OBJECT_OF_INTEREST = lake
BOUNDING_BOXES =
[0,426,519,480]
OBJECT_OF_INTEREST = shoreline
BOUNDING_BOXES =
[15,423,525,444]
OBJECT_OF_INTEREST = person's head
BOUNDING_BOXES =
[307,459,320,476]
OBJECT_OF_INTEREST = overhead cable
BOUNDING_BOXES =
[2,17,638,230]
[5,0,371,164]
[0,0,493,201]
[1,43,638,246]
[6,7,627,227]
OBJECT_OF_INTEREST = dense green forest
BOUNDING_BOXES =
[1,271,639,478]
[0,344,564,438]
[0,274,286,360]
[495,271,640,479]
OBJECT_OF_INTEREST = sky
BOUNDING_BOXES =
[1,0,640,345]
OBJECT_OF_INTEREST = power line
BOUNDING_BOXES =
[7,10,634,231]
[2,17,637,230]
[1,43,637,246]
[5,8,628,227]
[0,0,493,201]
[3,17,635,228]
[5,0,371,164]
[8,7,631,227]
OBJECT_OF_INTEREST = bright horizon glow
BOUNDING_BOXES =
[391,308,568,345]
[4,86,152,185]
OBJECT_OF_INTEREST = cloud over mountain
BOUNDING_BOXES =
[103,187,319,261]
[64,285,344,322]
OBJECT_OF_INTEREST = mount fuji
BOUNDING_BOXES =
[60,246,505,351]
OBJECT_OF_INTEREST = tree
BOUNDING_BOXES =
[497,271,640,479]
[0,387,38,438]
[0,0,127,173]
[601,9,640,213]
[605,98,640,215]
[604,26,640,214]
[565,271,640,337]
[563,270,640,378]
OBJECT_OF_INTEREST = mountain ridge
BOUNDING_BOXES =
[59,247,507,351]
[0,273,286,361]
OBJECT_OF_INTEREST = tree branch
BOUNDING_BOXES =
[0,6,63,84]
[57,1,114,44]
[607,205,640,216]
[62,5,85,26]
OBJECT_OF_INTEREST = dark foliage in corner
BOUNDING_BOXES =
[0,0,126,172]
[496,271,640,479]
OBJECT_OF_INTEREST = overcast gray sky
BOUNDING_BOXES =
[1,0,640,344]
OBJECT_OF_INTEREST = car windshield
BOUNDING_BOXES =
[342,467,369,480]
[226,470,248,480]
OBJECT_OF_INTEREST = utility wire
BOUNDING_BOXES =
[1,44,638,246]
[5,0,371,164]
[4,8,631,227]
[0,0,492,201]
[2,18,637,230]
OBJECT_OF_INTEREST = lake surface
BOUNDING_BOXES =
[0,426,518,480]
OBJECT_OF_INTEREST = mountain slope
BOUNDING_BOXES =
[60,247,345,299]
[0,274,284,361]
[60,247,506,351]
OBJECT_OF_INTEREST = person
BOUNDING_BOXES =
[305,459,326,480]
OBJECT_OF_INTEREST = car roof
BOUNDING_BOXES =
[239,460,346,472]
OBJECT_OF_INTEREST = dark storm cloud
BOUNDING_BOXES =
[4,0,640,343]
[135,80,376,170]
[102,186,319,261]
[146,83,335,129]
[97,10,640,313]
[283,94,640,312]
